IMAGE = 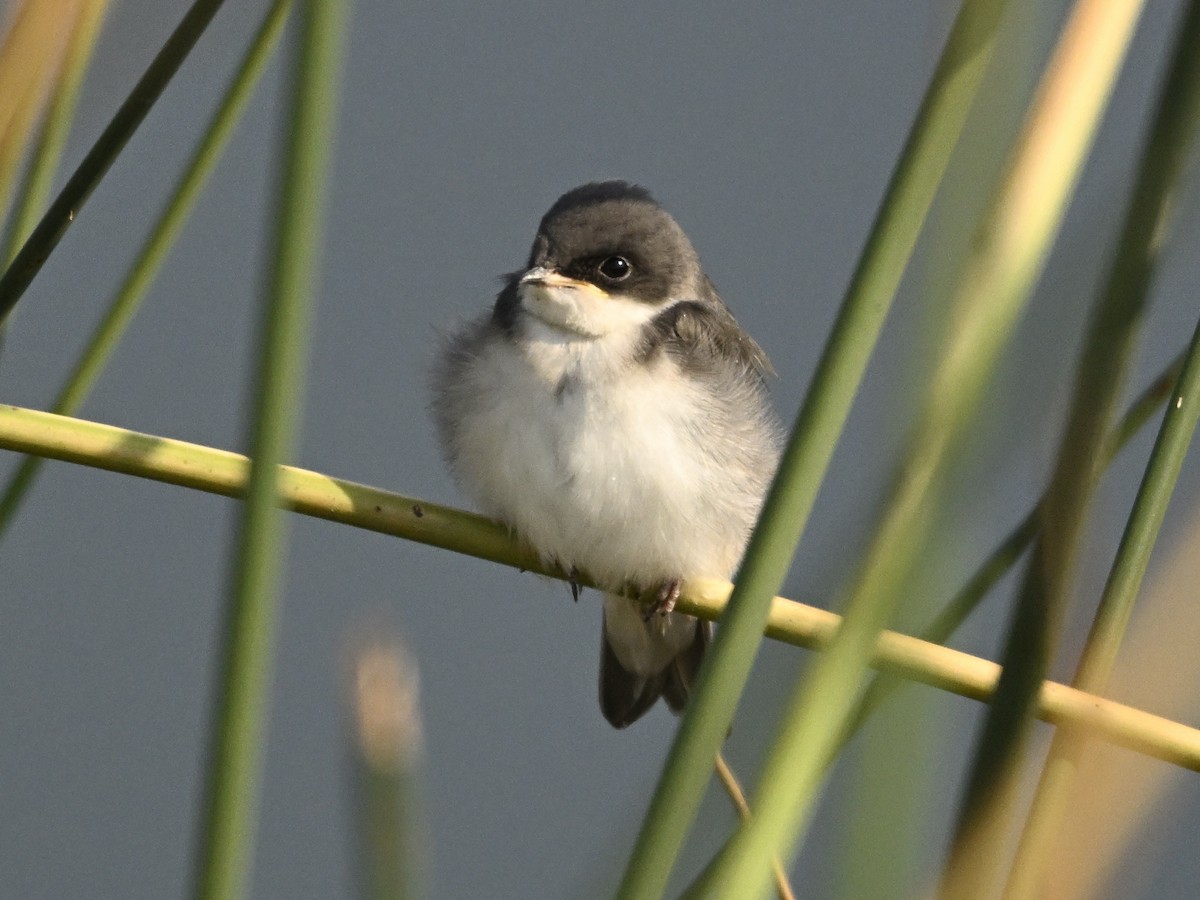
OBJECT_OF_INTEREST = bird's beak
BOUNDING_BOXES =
[520,267,592,291]
[517,264,633,337]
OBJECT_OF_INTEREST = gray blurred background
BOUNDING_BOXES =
[3,1,1200,897]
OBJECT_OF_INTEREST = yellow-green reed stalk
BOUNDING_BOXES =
[2,401,1200,772]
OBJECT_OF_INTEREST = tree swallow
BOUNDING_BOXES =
[432,181,781,727]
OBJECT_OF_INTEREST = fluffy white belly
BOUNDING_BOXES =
[450,329,740,589]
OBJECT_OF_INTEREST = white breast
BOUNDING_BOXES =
[445,312,746,591]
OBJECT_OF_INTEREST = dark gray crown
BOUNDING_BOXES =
[538,180,656,227]
[528,181,702,304]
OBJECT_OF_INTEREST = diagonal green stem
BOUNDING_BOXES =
[674,348,1184,900]
[1076,346,1200,707]
[0,0,228,324]
[941,3,1182,894]
[614,4,1012,896]
[847,348,1185,742]
[1010,329,1200,899]
[189,0,347,897]
[1001,12,1200,889]
[709,2,1147,897]
[0,0,292,542]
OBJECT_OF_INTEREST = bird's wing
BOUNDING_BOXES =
[642,293,775,381]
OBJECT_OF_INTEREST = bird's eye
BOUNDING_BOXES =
[597,256,632,281]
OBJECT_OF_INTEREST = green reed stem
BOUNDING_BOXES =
[190,0,346,897]
[614,4,1012,896]
[1003,10,1200,892]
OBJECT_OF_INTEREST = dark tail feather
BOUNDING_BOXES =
[662,619,710,713]
[599,636,667,728]
[599,618,710,728]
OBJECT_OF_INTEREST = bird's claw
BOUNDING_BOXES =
[568,566,583,603]
[642,579,682,622]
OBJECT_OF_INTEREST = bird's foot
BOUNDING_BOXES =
[568,566,583,603]
[642,579,682,622]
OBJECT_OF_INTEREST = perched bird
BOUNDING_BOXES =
[432,181,781,727]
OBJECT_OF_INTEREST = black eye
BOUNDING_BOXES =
[597,256,632,281]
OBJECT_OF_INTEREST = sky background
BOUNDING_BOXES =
[3,0,1200,897]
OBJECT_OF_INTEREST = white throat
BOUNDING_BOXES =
[518,281,660,338]
[517,282,668,385]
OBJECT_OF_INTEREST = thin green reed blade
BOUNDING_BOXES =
[1005,5,1200,892]
[0,0,228,325]
[189,1,348,898]
[616,3,1013,898]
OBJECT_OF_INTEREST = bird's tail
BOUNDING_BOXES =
[599,593,710,729]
